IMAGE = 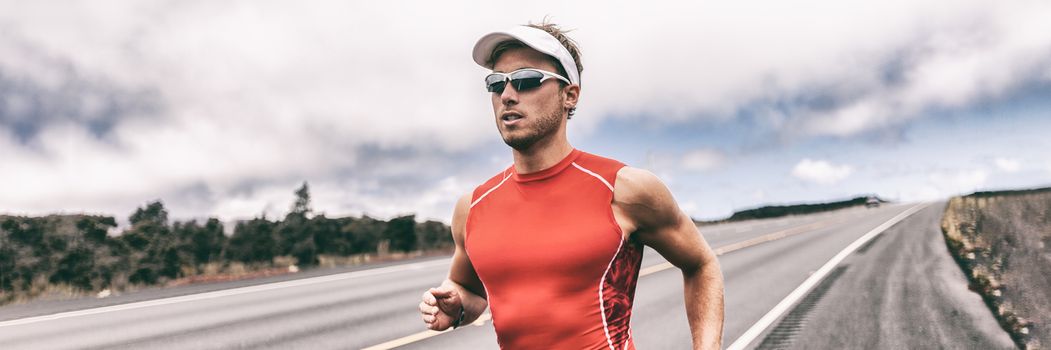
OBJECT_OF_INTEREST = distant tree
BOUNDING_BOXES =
[125,201,172,250]
[290,182,312,217]
[276,217,315,265]
[387,215,417,252]
[170,219,224,269]
[2,218,43,246]
[313,215,352,256]
[1,217,58,290]
[49,246,95,290]
[290,239,318,266]
[124,201,179,283]
[159,246,182,279]
[345,216,386,254]
[76,216,116,243]
[226,218,277,263]
[5,264,34,293]
[417,220,453,250]
[45,234,68,255]
[0,239,15,292]
[273,182,310,255]
[190,218,225,264]
[0,181,460,301]
[129,261,159,284]
[130,201,169,226]
[121,230,150,251]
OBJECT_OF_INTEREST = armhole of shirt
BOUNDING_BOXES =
[609,164,629,243]
[571,157,628,243]
[464,167,513,254]
[463,202,472,258]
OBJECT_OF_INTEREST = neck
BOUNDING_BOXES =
[512,132,574,174]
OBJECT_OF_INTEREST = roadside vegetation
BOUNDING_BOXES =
[941,187,1051,349]
[0,182,453,306]
[698,195,885,224]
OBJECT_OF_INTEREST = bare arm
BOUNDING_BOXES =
[614,167,724,350]
[420,194,489,330]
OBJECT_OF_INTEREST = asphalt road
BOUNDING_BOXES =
[0,203,1012,349]
[774,202,1014,350]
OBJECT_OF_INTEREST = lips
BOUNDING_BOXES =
[501,112,524,125]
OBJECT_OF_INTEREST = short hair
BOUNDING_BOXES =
[524,21,583,80]
[488,21,583,118]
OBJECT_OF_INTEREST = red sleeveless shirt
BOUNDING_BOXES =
[466,149,643,350]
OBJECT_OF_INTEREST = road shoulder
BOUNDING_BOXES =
[782,202,1014,349]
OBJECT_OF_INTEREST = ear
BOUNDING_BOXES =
[562,84,580,112]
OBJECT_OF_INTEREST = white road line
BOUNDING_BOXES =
[725,202,929,350]
[0,258,451,328]
[362,210,853,349]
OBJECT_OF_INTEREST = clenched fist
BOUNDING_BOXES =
[419,285,464,331]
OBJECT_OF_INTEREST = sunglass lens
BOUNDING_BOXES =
[510,70,544,91]
[485,74,507,93]
[487,81,506,93]
[485,70,548,93]
[510,78,543,91]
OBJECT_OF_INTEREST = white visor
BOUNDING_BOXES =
[472,26,580,86]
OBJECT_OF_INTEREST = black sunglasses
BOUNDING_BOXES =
[485,68,570,93]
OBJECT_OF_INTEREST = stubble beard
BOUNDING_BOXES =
[502,102,564,151]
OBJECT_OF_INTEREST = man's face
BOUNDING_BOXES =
[490,46,571,151]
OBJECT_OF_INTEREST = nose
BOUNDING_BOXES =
[499,80,519,107]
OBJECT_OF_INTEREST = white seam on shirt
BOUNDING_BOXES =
[470,171,513,208]
[599,237,625,350]
[571,162,614,192]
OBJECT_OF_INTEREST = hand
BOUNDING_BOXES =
[419,285,463,331]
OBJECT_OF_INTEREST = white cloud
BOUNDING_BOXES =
[928,169,988,193]
[751,189,766,201]
[906,185,947,202]
[681,149,726,172]
[994,157,1021,173]
[791,159,854,185]
[1,0,1050,221]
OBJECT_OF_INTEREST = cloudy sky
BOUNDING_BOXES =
[2,0,1050,225]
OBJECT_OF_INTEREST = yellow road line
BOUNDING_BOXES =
[361,313,492,350]
[639,216,844,276]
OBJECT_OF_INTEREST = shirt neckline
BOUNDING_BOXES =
[513,148,582,183]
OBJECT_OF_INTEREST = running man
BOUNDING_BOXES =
[419,22,724,350]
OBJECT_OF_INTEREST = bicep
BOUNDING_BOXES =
[618,168,715,271]
[640,212,713,272]
[447,193,487,298]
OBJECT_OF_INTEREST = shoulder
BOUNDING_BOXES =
[451,192,471,240]
[453,192,471,219]
[469,167,514,203]
[454,167,511,241]
[613,167,681,229]
[614,167,669,205]
[573,150,626,188]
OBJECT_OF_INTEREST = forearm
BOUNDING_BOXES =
[683,259,725,350]
[443,279,489,325]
